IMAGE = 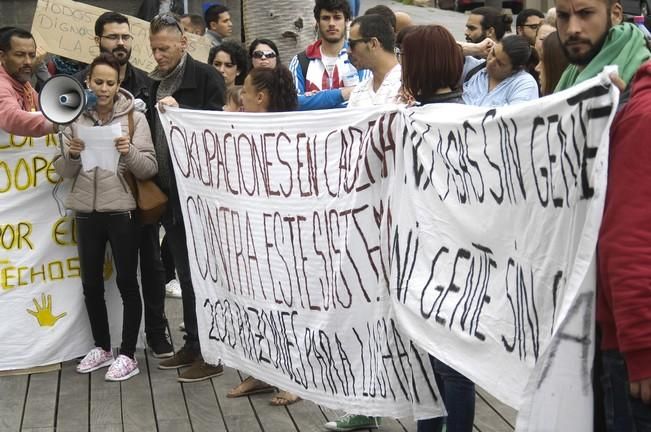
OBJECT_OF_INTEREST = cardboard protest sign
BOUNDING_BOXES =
[158,72,617,426]
[31,0,211,73]
[0,127,125,371]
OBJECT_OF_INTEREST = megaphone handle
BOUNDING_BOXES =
[57,128,74,158]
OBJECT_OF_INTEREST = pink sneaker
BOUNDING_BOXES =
[105,354,139,381]
[77,348,114,374]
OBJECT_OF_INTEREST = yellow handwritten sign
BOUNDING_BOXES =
[31,0,211,72]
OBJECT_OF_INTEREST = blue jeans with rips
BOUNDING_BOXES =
[417,356,475,432]
[601,350,651,432]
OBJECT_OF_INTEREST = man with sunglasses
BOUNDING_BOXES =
[515,9,545,46]
[147,13,226,383]
[289,0,370,110]
[347,14,401,107]
[72,12,175,361]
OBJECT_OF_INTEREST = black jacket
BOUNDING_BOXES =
[148,54,225,224]
[137,0,184,21]
[74,62,152,102]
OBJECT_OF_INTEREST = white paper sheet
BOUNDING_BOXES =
[77,124,122,173]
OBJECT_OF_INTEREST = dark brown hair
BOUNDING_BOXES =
[539,31,569,95]
[401,25,463,102]
[248,65,298,112]
[88,52,121,81]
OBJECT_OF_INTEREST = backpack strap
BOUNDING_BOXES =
[464,61,487,84]
[297,51,310,82]
[127,110,135,140]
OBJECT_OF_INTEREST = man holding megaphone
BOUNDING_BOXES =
[0,27,56,137]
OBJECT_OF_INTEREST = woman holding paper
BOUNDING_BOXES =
[53,52,157,382]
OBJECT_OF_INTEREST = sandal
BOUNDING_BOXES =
[270,390,301,406]
[227,376,276,398]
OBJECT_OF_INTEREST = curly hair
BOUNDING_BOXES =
[209,41,250,85]
[248,65,298,112]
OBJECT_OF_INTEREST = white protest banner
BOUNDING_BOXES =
[159,72,617,424]
[390,73,616,429]
[159,106,443,418]
[31,0,211,73]
[0,127,125,371]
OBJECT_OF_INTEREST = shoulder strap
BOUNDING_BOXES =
[464,61,487,84]
[298,51,310,81]
[127,110,134,140]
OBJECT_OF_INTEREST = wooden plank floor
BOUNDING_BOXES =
[0,298,517,432]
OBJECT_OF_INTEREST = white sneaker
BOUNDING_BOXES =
[179,321,185,331]
[76,348,114,374]
[165,279,182,298]
[105,354,140,381]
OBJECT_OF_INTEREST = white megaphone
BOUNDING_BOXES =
[39,75,97,125]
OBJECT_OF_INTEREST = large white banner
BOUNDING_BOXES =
[0,126,124,371]
[159,73,617,425]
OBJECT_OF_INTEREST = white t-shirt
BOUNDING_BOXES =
[348,63,402,107]
[321,53,338,88]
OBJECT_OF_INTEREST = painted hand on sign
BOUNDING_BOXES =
[26,293,67,327]
[103,252,113,281]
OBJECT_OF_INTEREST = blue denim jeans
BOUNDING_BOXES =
[417,356,476,432]
[601,350,651,432]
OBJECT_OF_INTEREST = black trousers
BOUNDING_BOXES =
[138,223,168,338]
[76,211,142,358]
[161,219,200,354]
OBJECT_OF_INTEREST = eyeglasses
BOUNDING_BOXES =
[101,34,133,42]
[348,37,371,49]
[252,50,277,59]
[153,14,183,33]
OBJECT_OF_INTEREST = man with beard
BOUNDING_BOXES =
[553,0,651,428]
[554,0,649,92]
[74,12,175,361]
[464,6,513,44]
[75,13,150,105]
[289,0,370,110]
[147,13,226,383]
[0,27,55,136]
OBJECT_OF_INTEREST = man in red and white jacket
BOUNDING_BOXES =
[0,27,55,137]
[598,60,651,429]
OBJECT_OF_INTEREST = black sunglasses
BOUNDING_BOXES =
[348,37,371,49]
[153,14,183,33]
[252,50,277,59]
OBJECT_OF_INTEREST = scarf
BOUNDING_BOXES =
[150,53,188,191]
[556,23,651,92]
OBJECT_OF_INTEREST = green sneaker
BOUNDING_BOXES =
[324,414,381,431]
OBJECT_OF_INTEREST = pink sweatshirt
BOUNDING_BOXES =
[0,65,53,137]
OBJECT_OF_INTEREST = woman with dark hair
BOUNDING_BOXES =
[208,40,249,88]
[535,31,569,96]
[226,65,300,407]
[462,34,539,107]
[248,38,281,69]
[401,25,475,432]
[241,65,298,112]
[54,53,157,381]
